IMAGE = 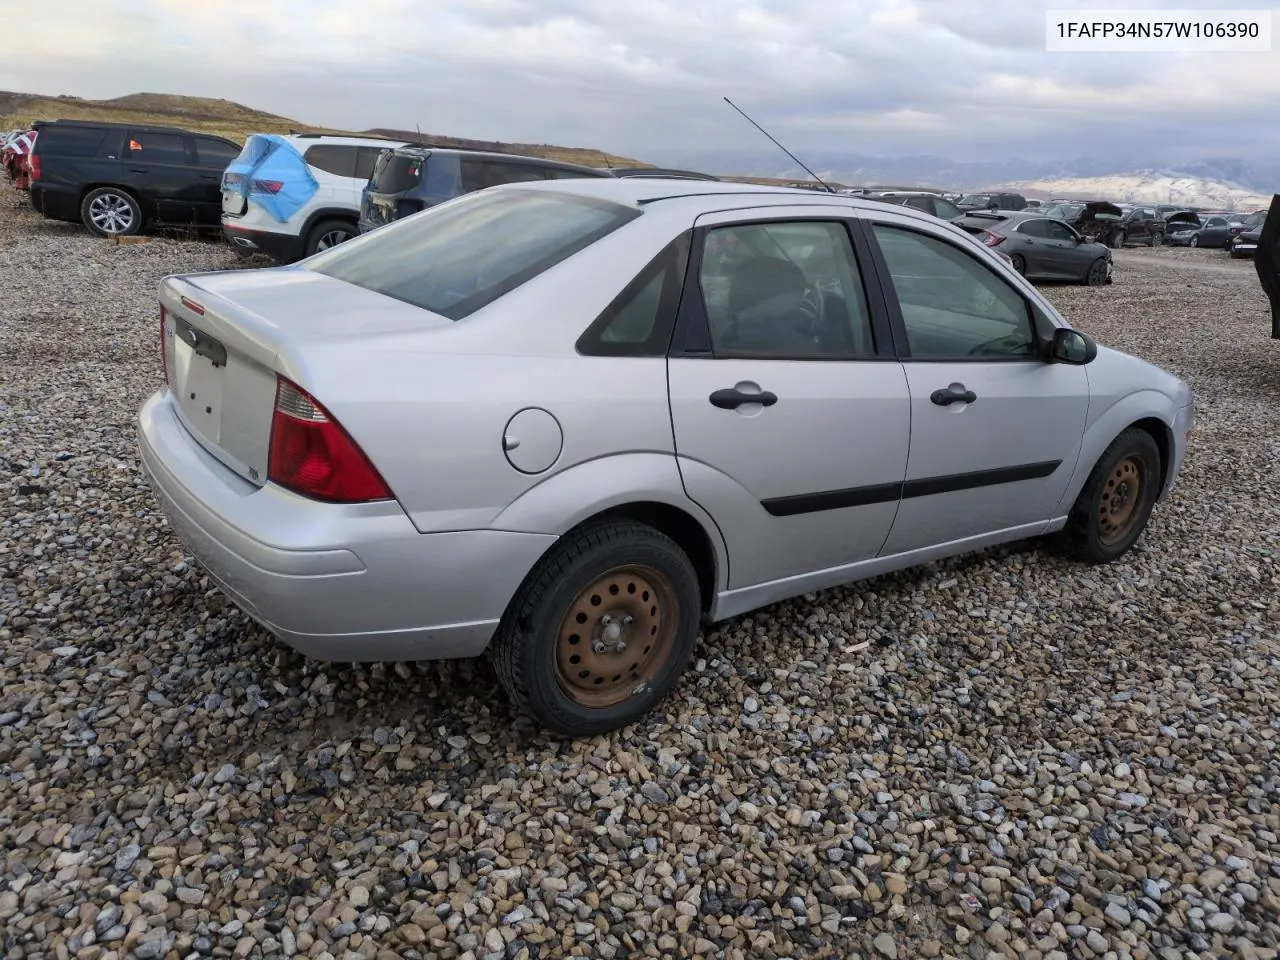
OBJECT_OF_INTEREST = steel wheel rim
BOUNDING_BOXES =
[89,194,134,234]
[316,229,352,250]
[1098,454,1145,545]
[554,565,678,709]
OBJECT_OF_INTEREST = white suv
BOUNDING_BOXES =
[221,134,407,262]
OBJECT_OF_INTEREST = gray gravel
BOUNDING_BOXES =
[2,196,1280,960]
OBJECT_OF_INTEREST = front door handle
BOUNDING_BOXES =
[930,385,977,406]
[128,168,149,174]
[710,387,778,409]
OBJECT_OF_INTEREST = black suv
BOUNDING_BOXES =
[28,119,240,237]
[955,192,1028,212]
[359,148,610,233]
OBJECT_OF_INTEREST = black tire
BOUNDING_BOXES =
[1083,257,1109,286]
[1010,254,1027,276]
[1189,234,1199,248]
[491,519,702,737]
[1150,233,1163,247]
[1107,231,1122,249]
[303,219,357,257]
[81,187,142,238]
[1057,428,1162,563]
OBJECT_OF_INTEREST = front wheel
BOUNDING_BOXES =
[1150,233,1163,247]
[1083,257,1109,286]
[81,187,142,237]
[491,520,702,736]
[1057,428,1162,563]
[1189,235,1199,248]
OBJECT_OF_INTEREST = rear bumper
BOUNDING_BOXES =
[29,183,79,221]
[221,221,303,262]
[137,390,555,662]
[1229,240,1257,257]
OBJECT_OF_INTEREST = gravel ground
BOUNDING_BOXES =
[2,194,1279,960]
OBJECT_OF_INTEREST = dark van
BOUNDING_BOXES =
[359,147,610,233]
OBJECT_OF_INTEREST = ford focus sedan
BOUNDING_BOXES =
[137,180,1195,736]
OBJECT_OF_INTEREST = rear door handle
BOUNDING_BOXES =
[930,385,977,406]
[128,168,148,174]
[710,387,778,409]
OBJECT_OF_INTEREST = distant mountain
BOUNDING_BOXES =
[648,148,1280,196]
[997,173,1271,210]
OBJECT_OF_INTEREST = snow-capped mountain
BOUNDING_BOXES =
[986,172,1272,210]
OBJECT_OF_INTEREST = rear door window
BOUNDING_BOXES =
[126,131,187,164]
[194,137,240,168]
[461,160,549,190]
[304,144,359,178]
[36,125,108,157]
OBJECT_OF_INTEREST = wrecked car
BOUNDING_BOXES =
[1041,201,1125,247]
[1,129,36,191]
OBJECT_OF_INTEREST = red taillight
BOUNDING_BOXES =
[160,306,169,383]
[252,179,283,194]
[982,231,1005,247]
[267,377,392,503]
[28,153,40,181]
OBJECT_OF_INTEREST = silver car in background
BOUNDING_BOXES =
[138,179,1195,736]
[954,210,1114,284]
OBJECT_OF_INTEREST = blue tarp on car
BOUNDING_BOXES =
[222,135,317,223]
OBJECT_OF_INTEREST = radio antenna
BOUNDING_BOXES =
[723,96,834,193]
[415,123,426,146]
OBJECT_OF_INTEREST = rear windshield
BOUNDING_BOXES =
[305,188,640,320]
[371,152,425,193]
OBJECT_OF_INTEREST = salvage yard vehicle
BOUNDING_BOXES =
[955,191,1028,211]
[1040,200,1124,247]
[1257,195,1279,339]
[27,119,240,237]
[1169,214,1231,248]
[137,179,1195,736]
[221,133,409,261]
[867,190,964,221]
[1,128,35,190]
[358,146,609,234]
[954,210,1113,284]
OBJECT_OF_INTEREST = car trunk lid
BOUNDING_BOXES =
[160,268,452,485]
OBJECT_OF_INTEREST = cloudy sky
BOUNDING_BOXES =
[4,0,1278,165]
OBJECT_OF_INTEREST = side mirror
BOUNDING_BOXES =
[1050,327,1097,365]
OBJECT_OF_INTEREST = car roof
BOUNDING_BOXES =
[491,176,964,228]
[35,118,234,140]
[389,144,604,172]
[282,134,410,148]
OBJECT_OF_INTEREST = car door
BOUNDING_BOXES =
[666,210,910,589]
[860,214,1090,555]
[1257,195,1280,340]
[1040,217,1093,278]
[190,136,241,225]
[121,130,193,223]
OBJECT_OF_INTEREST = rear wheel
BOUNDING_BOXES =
[1010,254,1026,276]
[1057,428,1161,563]
[303,219,357,257]
[491,520,702,737]
[1084,257,1109,286]
[81,187,141,238]
[1150,233,1163,247]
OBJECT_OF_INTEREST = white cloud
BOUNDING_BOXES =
[3,0,1278,166]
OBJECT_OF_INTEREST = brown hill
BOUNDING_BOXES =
[0,91,643,166]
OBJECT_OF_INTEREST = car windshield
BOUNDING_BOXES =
[304,188,640,320]
[1043,203,1083,219]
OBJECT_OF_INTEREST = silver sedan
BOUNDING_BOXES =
[137,180,1196,735]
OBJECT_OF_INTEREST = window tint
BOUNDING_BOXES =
[904,196,932,213]
[545,167,605,180]
[305,190,640,321]
[1041,220,1077,241]
[1207,216,1227,227]
[1017,219,1049,238]
[578,235,689,356]
[127,132,187,164]
[932,198,962,219]
[698,221,875,358]
[304,144,359,178]
[872,225,1036,360]
[194,137,240,168]
[461,160,548,190]
[354,146,385,181]
[37,125,107,157]
[371,152,425,193]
